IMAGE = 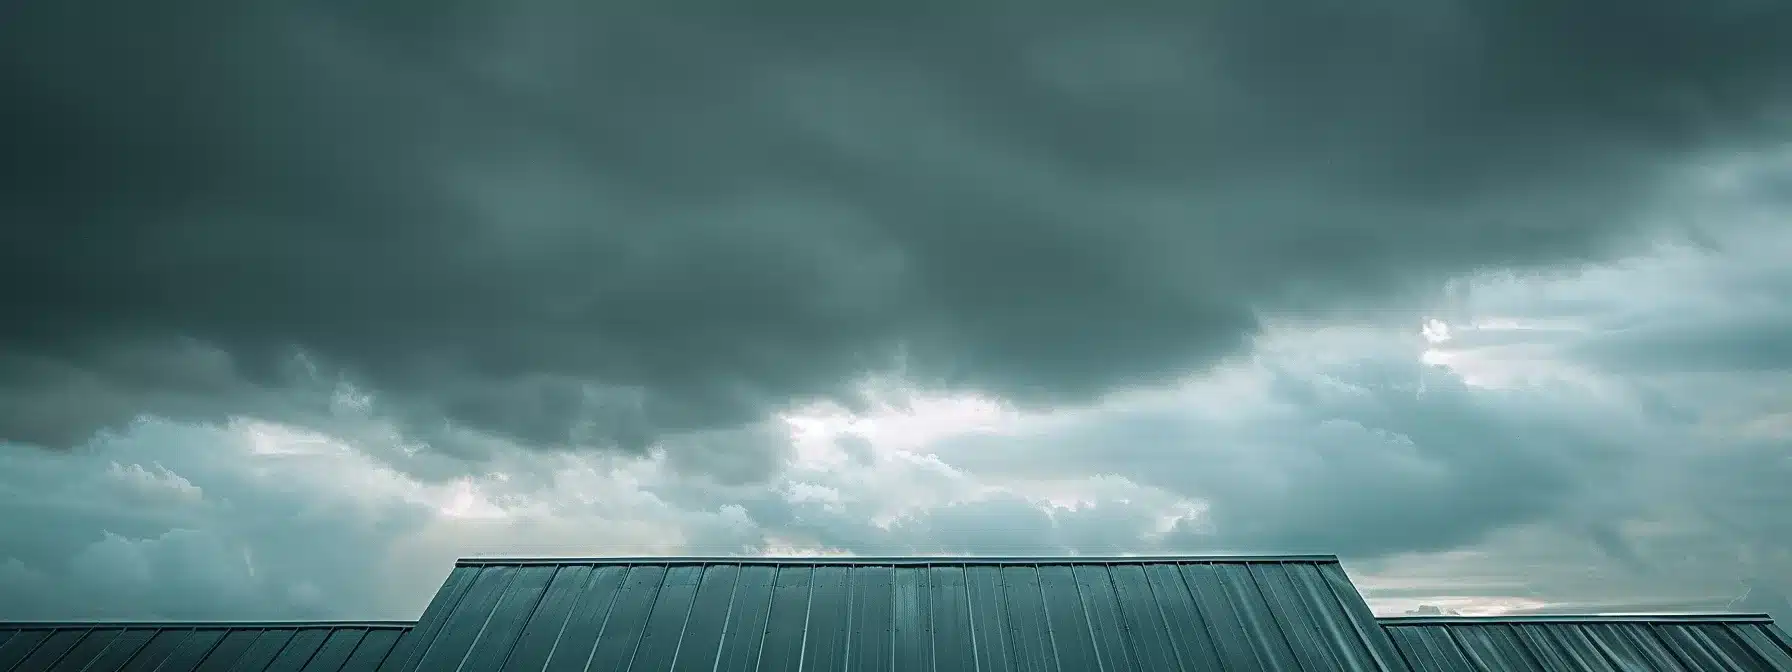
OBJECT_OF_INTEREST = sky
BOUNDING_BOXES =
[3,0,1792,624]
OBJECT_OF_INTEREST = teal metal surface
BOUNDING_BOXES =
[1381,613,1792,671]
[382,556,1409,671]
[0,621,411,671]
[455,554,1343,566]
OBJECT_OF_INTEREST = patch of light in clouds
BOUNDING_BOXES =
[1421,318,1452,344]
[780,381,1022,468]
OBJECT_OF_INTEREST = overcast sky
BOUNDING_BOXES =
[4,0,1792,624]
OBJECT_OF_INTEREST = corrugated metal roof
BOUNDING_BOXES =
[380,554,1410,671]
[1380,613,1792,671]
[0,620,412,671]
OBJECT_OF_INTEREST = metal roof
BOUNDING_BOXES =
[0,621,413,671]
[380,555,1411,671]
[453,553,1346,566]
[1380,613,1792,671]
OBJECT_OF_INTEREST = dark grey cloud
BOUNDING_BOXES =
[653,422,795,485]
[7,0,1792,462]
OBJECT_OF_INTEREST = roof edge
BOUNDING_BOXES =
[0,620,415,629]
[1379,613,1776,626]
[454,553,1342,567]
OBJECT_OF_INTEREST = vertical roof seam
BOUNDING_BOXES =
[575,564,636,670]
[746,565,781,671]
[1140,562,1191,671]
[143,628,197,672]
[130,628,168,672]
[709,562,744,672]
[1634,623,1698,671]
[448,565,523,672]
[1709,623,1780,669]
[793,565,816,672]
[1275,565,1348,671]
[1317,564,1406,671]
[922,563,937,672]
[335,629,377,672]
[490,565,559,671]
[1494,624,1550,671]
[1385,628,1426,672]
[291,627,336,670]
[1240,563,1302,670]
[887,565,897,672]
[10,628,52,672]
[1766,622,1792,656]
[1176,564,1233,669]
[1100,564,1145,670]
[189,630,238,670]
[840,565,856,669]
[1067,565,1107,672]
[1438,625,1491,672]
[618,563,674,670]
[537,564,605,668]
[964,564,981,672]
[663,564,707,671]
[205,629,254,671]
[42,625,94,670]
[253,629,303,671]
[78,627,141,672]
[1033,564,1065,672]
[998,566,1022,669]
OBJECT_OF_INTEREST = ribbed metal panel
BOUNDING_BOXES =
[1381,614,1792,671]
[0,621,411,671]
[384,555,1409,671]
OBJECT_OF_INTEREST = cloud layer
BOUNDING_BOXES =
[7,0,1792,457]
[6,209,1790,622]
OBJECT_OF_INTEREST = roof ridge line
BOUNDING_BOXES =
[451,553,1343,566]
[0,619,416,629]
[1378,613,1777,625]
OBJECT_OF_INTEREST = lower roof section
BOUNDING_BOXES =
[381,555,1410,671]
[0,621,412,671]
[1380,613,1792,672]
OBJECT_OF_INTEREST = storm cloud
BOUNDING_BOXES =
[7,0,1792,460]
